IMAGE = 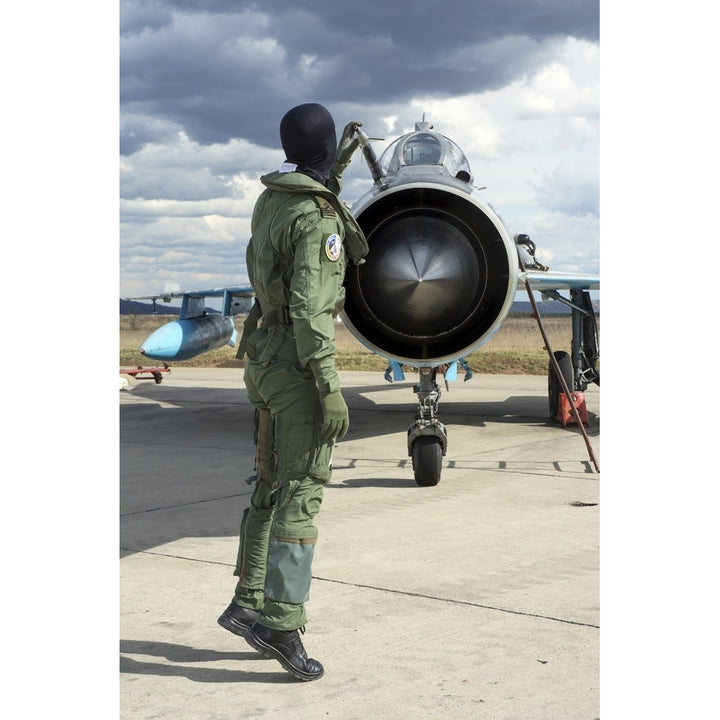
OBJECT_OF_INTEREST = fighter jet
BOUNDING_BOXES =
[129,286,254,361]
[130,120,599,487]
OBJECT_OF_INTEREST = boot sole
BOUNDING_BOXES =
[244,627,324,682]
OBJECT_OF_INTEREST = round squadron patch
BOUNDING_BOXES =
[324,233,342,262]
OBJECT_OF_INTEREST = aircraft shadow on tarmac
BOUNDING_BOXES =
[120,378,598,556]
[121,378,599,437]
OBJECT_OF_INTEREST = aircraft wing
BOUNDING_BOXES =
[520,270,599,292]
[126,285,255,319]
[144,285,255,300]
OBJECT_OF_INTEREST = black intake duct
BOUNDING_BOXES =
[343,186,512,364]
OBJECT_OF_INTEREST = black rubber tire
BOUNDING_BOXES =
[548,351,573,419]
[412,436,443,486]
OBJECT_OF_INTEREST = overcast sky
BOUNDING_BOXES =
[119,0,601,302]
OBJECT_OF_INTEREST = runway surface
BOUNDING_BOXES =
[120,368,599,719]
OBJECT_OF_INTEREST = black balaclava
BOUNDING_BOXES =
[279,103,337,186]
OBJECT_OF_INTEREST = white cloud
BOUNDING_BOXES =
[533,153,599,217]
[119,21,599,299]
[365,36,599,276]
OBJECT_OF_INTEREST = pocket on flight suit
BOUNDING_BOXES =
[244,324,290,365]
[276,411,333,486]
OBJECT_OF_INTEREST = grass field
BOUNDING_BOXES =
[120,312,592,375]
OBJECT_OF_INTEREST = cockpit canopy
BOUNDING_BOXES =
[401,132,442,165]
[378,123,473,184]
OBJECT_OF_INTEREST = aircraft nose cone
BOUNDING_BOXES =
[359,214,483,337]
[140,321,183,360]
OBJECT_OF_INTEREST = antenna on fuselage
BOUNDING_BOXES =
[415,113,434,132]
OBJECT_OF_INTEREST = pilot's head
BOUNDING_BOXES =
[280,103,337,185]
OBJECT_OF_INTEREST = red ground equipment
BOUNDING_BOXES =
[120,365,171,384]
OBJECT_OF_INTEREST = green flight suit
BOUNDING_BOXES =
[232,167,367,631]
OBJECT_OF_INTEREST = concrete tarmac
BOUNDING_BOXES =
[120,368,599,720]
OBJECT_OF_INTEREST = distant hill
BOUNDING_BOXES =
[120,299,181,315]
[510,299,600,314]
[120,298,253,315]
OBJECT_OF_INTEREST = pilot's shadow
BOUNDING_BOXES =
[119,639,295,684]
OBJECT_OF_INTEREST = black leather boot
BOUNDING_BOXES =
[217,603,260,636]
[244,622,324,681]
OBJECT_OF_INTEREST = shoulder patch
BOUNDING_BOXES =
[324,233,342,262]
[314,195,337,218]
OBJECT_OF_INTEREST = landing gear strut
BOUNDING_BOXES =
[570,288,600,392]
[527,281,600,473]
[407,368,447,486]
[544,288,599,415]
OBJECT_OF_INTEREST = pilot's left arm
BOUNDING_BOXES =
[288,203,346,396]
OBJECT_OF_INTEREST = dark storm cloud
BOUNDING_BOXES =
[120,0,598,154]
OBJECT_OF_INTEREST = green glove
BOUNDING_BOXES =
[320,389,349,441]
[336,120,363,168]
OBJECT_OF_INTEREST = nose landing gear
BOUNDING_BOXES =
[407,367,447,487]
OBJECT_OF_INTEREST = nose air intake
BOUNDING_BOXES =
[360,212,481,337]
[343,186,512,364]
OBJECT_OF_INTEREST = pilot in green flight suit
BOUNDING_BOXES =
[217,104,368,681]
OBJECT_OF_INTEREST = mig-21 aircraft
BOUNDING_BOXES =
[130,120,599,487]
